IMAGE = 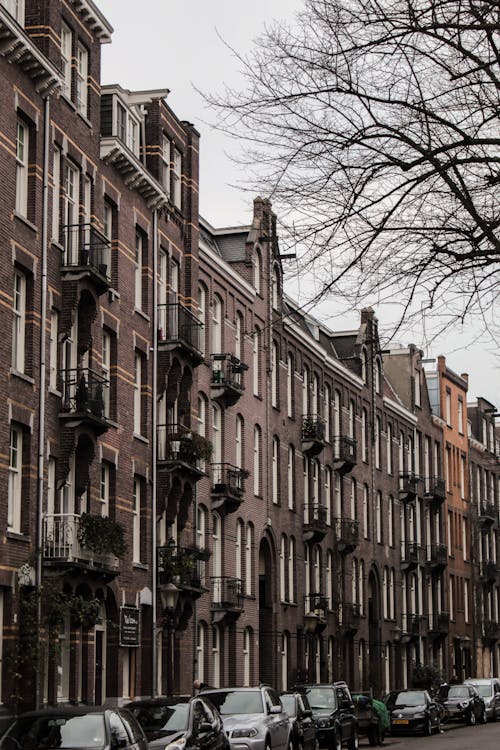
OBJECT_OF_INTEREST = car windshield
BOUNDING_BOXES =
[468,684,492,698]
[389,691,425,707]
[128,703,189,737]
[202,691,264,715]
[304,688,336,710]
[280,696,296,717]
[0,715,106,750]
[443,687,470,700]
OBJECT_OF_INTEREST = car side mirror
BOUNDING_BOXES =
[111,734,128,750]
[199,722,213,734]
[270,705,282,714]
[302,709,313,718]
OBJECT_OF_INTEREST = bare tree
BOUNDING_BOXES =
[207,0,500,339]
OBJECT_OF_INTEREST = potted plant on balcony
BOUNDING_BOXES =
[77,513,127,558]
[190,433,213,462]
[158,546,196,584]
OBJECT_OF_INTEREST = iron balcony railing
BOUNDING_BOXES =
[43,513,119,571]
[305,592,329,616]
[211,463,247,496]
[399,472,419,500]
[61,367,109,419]
[211,354,247,390]
[480,561,499,582]
[335,517,360,547]
[61,223,111,280]
[427,543,447,568]
[402,613,424,636]
[158,301,202,354]
[478,502,496,524]
[483,620,500,640]
[303,502,328,528]
[157,423,205,469]
[424,476,446,502]
[401,541,421,566]
[157,543,204,589]
[333,436,357,464]
[340,602,361,629]
[301,414,325,443]
[210,576,243,610]
[428,612,450,633]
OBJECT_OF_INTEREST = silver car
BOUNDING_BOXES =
[464,678,500,721]
[201,686,291,750]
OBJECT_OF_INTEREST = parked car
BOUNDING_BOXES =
[351,693,388,745]
[464,678,500,721]
[280,692,318,750]
[0,707,148,750]
[200,686,291,750]
[294,683,358,750]
[126,696,229,750]
[437,683,487,725]
[385,689,442,735]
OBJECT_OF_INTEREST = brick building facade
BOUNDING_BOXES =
[0,0,498,716]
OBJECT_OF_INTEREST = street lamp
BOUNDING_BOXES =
[160,581,179,695]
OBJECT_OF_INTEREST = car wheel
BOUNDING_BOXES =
[481,707,488,724]
[468,709,476,726]
[330,732,341,750]
[425,717,432,736]
[346,729,358,750]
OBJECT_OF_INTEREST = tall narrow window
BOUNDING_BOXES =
[212,404,222,482]
[61,23,72,98]
[361,348,367,383]
[302,366,309,415]
[100,462,110,517]
[458,399,464,435]
[135,232,143,310]
[253,426,261,496]
[12,270,26,373]
[198,283,207,355]
[243,628,252,686]
[375,358,382,394]
[52,146,61,241]
[133,477,141,563]
[325,466,332,525]
[272,436,279,505]
[76,43,88,115]
[445,389,451,426]
[133,352,142,435]
[162,135,171,194]
[287,354,294,417]
[272,267,279,310]
[375,416,381,468]
[16,119,28,216]
[102,330,111,418]
[388,496,394,547]
[387,422,393,474]
[235,311,243,361]
[280,535,286,602]
[287,445,295,510]
[348,400,355,439]
[271,341,278,408]
[3,0,25,23]
[312,374,320,415]
[253,249,261,294]
[324,384,331,442]
[253,327,260,396]
[235,415,243,469]
[376,491,383,543]
[8,425,23,532]
[361,409,368,462]
[245,524,253,596]
[363,485,369,539]
[172,148,182,209]
[62,162,78,264]
[49,309,58,389]
[288,537,295,603]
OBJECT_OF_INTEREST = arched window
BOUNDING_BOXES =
[375,415,381,468]
[243,627,252,686]
[349,399,355,440]
[272,436,280,505]
[236,519,244,581]
[235,414,243,469]
[212,402,222,482]
[302,365,309,414]
[253,426,261,496]
[334,389,341,439]
[253,327,260,396]
[399,431,405,472]
[287,445,295,510]
[361,348,367,383]
[245,523,253,596]
[253,248,262,294]
[272,266,280,310]
[280,534,287,602]
[376,491,383,543]
[212,294,223,354]
[362,408,368,461]
[325,466,332,525]
[375,358,382,394]
[272,341,279,408]
[287,353,294,417]
[198,283,207,355]
[324,384,331,442]
[288,536,296,603]
[235,311,243,361]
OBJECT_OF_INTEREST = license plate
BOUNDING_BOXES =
[393,719,409,725]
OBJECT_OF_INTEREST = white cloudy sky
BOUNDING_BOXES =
[97,0,499,408]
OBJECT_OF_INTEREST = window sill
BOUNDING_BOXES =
[10,369,35,385]
[51,239,64,253]
[134,308,150,322]
[48,387,62,397]
[14,212,38,233]
[133,433,149,444]
[7,530,30,543]
[133,562,148,571]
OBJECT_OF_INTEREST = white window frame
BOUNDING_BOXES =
[61,22,72,99]
[271,341,278,408]
[135,232,143,310]
[272,436,279,505]
[100,462,110,517]
[133,476,141,563]
[287,445,295,510]
[253,426,260,496]
[16,119,28,216]
[245,524,252,596]
[134,352,142,435]
[162,135,171,194]
[76,42,88,115]
[8,425,23,532]
[253,328,260,396]
[49,309,59,389]
[12,270,26,373]
[102,330,111,417]
[3,0,25,23]
[287,354,293,418]
[172,148,182,208]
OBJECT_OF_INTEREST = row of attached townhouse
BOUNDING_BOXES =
[0,0,498,717]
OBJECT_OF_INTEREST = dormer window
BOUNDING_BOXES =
[115,100,140,157]
[2,0,25,25]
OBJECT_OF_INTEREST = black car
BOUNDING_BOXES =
[0,707,148,750]
[294,683,358,750]
[437,683,487,725]
[385,689,442,735]
[126,696,229,750]
[280,692,318,750]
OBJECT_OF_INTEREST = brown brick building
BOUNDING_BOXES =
[0,0,498,716]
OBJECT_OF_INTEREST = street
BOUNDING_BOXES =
[361,722,500,749]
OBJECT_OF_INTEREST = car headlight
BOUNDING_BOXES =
[412,713,426,719]
[165,739,186,750]
[232,728,259,738]
[459,701,469,709]
[316,718,332,728]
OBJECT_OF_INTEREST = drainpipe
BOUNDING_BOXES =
[35,93,51,710]
[151,207,159,696]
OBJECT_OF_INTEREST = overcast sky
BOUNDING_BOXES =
[97,0,498,408]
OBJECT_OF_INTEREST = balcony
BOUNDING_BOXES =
[428,612,449,637]
[61,224,111,295]
[478,502,496,526]
[426,543,448,572]
[301,414,326,456]
[158,302,203,365]
[211,576,243,623]
[335,517,360,554]
[332,436,357,475]
[402,613,424,641]
[401,541,422,571]
[483,621,500,642]
[157,424,208,479]
[424,476,446,505]
[157,543,206,598]
[211,354,247,406]
[305,593,329,632]
[480,561,499,583]
[211,463,247,514]
[399,472,419,502]
[59,368,110,435]
[43,513,120,578]
[303,503,328,543]
[340,602,361,633]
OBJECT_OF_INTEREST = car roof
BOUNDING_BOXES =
[201,686,267,692]
[14,708,112,718]
[126,697,191,706]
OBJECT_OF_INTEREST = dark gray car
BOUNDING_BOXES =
[280,692,318,750]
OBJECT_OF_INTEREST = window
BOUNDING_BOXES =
[134,352,143,435]
[325,466,332,524]
[375,358,382,394]
[445,389,451,426]
[302,365,309,415]
[287,445,295,510]
[76,43,88,115]
[348,399,355,439]
[132,476,141,563]
[363,485,369,539]
[212,294,223,354]
[49,309,59,389]
[375,416,381,468]
[272,436,279,505]
[288,537,295,603]
[280,535,286,601]
[172,148,182,209]
[324,385,331,442]
[253,327,260,396]
[388,496,394,547]
[8,424,23,532]
[287,354,294,417]
[198,283,207,355]
[244,628,252,686]
[235,311,243,361]
[361,408,368,462]
[212,403,222,478]
[135,231,143,310]
[271,341,278,408]
[376,491,383,543]
[100,462,110,516]
[414,369,421,406]
[2,0,25,23]
[16,119,28,216]
[253,249,262,294]
[235,415,243,469]
[236,520,243,582]
[253,426,261,496]
[162,135,171,194]
[387,422,393,474]
[61,23,72,98]
[272,266,279,309]
[62,162,79,264]
[458,399,464,435]
[52,145,61,240]
[245,524,253,596]
[12,270,26,372]
[361,348,367,383]
[102,330,111,418]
